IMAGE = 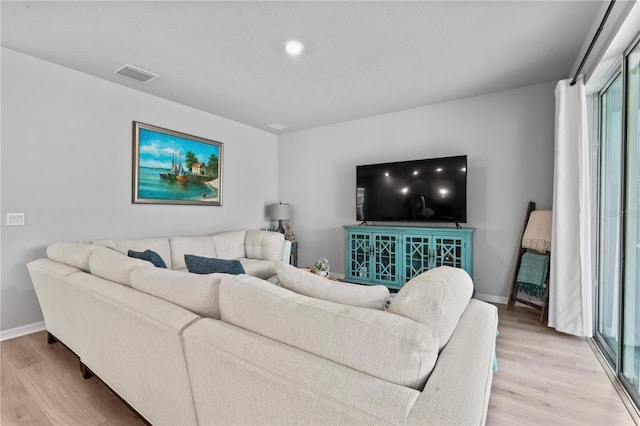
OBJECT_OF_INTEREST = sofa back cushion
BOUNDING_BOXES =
[219,275,439,390]
[388,266,473,350]
[93,237,172,270]
[169,235,217,270]
[212,230,247,259]
[47,242,104,271]
[88,248,151,286]
[245,230,285,261]
[276,263,390,310]
[130,267,223,319]
[239,259,277,279]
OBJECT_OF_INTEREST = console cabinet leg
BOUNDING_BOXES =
[47,331,58,344]
[80,361,94,380]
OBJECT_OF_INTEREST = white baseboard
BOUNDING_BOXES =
[1,321,46,342]
[474,293,509,305]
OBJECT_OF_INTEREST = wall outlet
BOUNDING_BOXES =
[6,213,25,226]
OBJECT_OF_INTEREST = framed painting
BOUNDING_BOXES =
[132,122,223,205]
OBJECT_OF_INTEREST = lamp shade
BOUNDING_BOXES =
[270,203,292,221]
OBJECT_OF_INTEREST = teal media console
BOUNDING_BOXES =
[344,225,474,290]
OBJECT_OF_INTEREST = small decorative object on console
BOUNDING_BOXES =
[284,222,295,241]
[311,257,330,276]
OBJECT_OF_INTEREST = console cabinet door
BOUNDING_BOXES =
[432,235,467,270]
[404,233,433,281]
[346,231,372,281]
[371,232,402,287]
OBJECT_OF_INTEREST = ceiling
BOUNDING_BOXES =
[1,1,603,134]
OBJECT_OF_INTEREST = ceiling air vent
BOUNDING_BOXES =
[114,64,159,84]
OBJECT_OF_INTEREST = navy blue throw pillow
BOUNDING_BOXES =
[127,249,167,268]
[184,254,245,275]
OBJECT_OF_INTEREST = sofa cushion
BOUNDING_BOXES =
[219,275,439,390]
[183,319,421,425]
[169,235,217,270]
[128,249,167,268]
[129,267,223,319]
[93,237,172,270]
[239,259,277,279]
[276,263,389,310]
[388,266,473,350]
[47,242,104,272]
[185,255,245,275]
[88,248,151,287]
[245,230,285,261]
[212,230,247,259]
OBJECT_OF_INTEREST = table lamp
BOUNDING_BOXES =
[270,203,291,234]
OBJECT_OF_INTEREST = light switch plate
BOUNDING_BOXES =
[6,213,25,226]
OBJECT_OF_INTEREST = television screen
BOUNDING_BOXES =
[356,155,467,223]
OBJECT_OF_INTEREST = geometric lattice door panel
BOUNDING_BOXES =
[372,233,400,285]
[347,232,371,279]
[433,237,464,269]
[404,235,432,281]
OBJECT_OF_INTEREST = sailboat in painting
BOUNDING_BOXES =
[159,152,181,181]
[176,155,188,183]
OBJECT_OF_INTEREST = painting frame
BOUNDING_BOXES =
[132,121,223,206]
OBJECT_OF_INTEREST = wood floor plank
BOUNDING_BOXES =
[0,355,52,426]
[1,335,45,371]
[15,362,108,425]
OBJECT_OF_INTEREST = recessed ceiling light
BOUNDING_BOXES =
[285,40,304,56]
[267,123,288,130]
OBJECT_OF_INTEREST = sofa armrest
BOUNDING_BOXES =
[282,239,292,264]
[406,299,498,426]
[27,259,84,353]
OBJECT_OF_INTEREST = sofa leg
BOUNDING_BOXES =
[47,331,58,344]
[80,361,94,380]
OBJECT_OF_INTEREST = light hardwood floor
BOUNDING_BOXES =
[1,304,637,425]
[487,304,637,425]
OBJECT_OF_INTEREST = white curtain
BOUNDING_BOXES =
[549,76,593,337]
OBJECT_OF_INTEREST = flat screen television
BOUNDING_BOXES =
[356,155,467,223]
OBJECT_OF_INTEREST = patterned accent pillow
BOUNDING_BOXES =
[184,254,245,275]
[127,249,167,268]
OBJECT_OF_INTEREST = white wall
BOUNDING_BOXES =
[278,82,555,300]
[0,47,556,332]
[1,48,279,332]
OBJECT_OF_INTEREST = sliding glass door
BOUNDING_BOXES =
[597,72,623,365]
[596,39,640,410]
[623,44,640,397]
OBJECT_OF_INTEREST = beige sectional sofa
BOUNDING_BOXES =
[26,228,499,425]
